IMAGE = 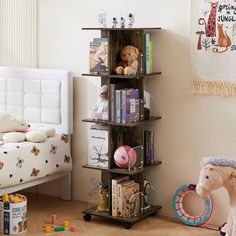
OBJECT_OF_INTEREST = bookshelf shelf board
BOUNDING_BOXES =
[82,116,162,127]
[82,118,109,125]
[82,162,162,174]
[82,73,109,77]
[82,164,109,171]
[144,161,162,169]
[144,116,162,123]
[82,27,162,31]
[109,167,144,175]
[82,205,162,224]
[82,72,162,79]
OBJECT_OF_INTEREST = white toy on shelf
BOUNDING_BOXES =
[90,85,108,120]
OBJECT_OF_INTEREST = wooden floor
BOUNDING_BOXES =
[20,193,219,236]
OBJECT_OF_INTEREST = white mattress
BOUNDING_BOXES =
[0,134,72,188]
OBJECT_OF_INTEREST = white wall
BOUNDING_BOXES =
[38,0,236,225]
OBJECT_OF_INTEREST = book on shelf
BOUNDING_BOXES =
[144,130,154,165]
[109,84,139,124]
[111,176,129,217]
[117,179,134,218]
[123,182,140,218]
[121,88,140,124]
[89,38,108,74]
[129,89,139,123]
[88,125,108,168]
[115,89,122,123]
[110,83,128,122]
[145,33,153,74]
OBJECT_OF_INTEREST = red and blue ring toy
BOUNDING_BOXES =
[173,184,213,226]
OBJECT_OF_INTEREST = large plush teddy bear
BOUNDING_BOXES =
[115,45,139,75]
[0,112,55,143]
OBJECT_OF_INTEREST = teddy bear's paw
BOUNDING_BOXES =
[26,130,47,143]
[35,126,55,137]
[124,67,136,75]
[3,132,26,143]
[115,66,124,75]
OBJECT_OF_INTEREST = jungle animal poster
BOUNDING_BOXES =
[191,0,236,96]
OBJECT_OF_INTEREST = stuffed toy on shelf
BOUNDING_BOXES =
[90,85,108,120]
[115,45,139,76]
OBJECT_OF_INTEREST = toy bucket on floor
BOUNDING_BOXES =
[0,194,27,234]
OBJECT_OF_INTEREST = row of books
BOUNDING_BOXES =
[144,130,154,165]
[112,176,141,218]
[110,83,140,124]
[145,33,153,74]
[90,38,109,74]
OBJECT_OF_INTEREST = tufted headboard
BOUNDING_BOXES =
[0,67,73,135]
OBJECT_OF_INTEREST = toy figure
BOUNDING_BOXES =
[128,13,135,28]
[120,17,125,28]
[115,45,139,75]
[112,17,118,28]
[90,85,108,120]
[98,9,107,28]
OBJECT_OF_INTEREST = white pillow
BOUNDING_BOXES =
[25,130,47,143]
[3,132,26,142]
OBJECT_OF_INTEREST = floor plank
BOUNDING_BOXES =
[17,193,220,236]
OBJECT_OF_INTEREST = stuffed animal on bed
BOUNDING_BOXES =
[0,112,55,143]
[0,112,30,133]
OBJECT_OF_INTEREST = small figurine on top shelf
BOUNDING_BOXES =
[90,85,108,120]
[112,17,118,28]
[120,17,125,28]
[128,13,135,28]
[98,9,107,28]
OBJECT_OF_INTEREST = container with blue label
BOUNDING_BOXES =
[0,194,27,234]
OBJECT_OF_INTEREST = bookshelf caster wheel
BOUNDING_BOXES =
[83,214,92,221]
[124,223,132,229]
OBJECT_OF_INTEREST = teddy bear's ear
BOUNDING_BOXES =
[134,47,139,56]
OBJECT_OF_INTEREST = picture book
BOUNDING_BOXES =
[117,180,134,218]
[123,182,140,218]
[89,38,108,74]
[88,125,108,168]
[111,176,129,217]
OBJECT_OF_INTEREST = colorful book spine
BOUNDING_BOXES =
[115,90,122,123]
[110,84,116,122]
[121,89,128,124]
[129,89,139,123]
[149,40,153,73]
[145,33,150,74]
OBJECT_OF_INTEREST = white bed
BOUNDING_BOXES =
[0,67,73,200]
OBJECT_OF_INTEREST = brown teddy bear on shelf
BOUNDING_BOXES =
[115,45,139,75]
